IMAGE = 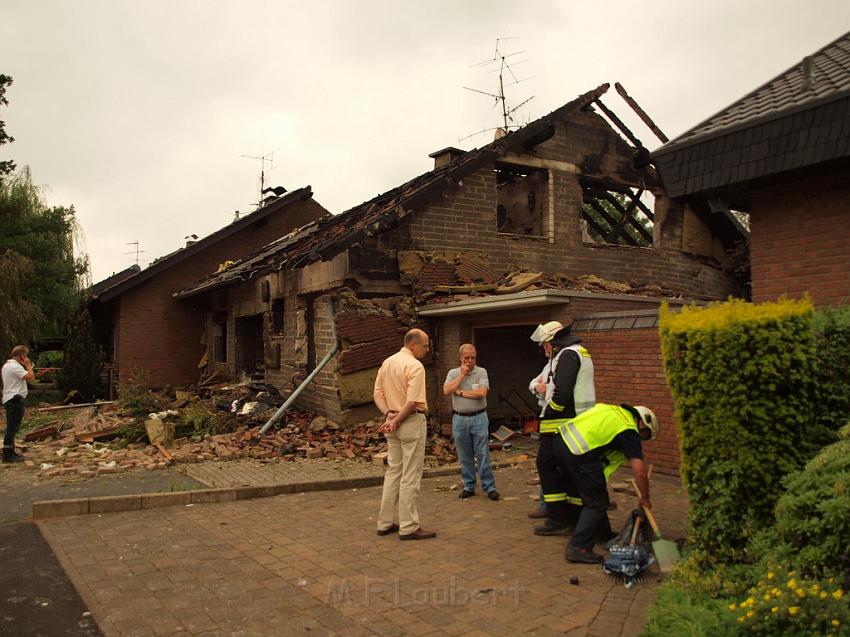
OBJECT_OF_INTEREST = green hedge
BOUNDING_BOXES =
[660,298,817,565]
[812,306,850,437]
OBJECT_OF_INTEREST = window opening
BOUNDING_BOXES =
[495,162,548,236]
[212,313,228,363]
[271,298,285,335]
[580,180,655,247]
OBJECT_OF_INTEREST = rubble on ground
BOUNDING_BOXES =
[18,381,458,480]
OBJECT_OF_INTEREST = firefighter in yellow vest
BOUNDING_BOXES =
[552,402,657,563]
[531,321,596,536]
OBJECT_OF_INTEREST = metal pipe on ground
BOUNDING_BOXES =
[260,298,339,435]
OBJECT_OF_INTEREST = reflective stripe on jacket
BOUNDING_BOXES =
[555,403,638,456]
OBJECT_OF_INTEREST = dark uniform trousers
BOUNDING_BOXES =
[537,432,582,525]
[551,434,613,549]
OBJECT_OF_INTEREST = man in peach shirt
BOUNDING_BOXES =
[373,328,436,540]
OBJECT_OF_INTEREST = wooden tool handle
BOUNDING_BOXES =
[629,516,642,545]
[629,478,662,536]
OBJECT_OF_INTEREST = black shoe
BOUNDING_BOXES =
[2,453,23,464]
[566,544,604,564]
[458,490,475,499]
[487,490,500,501]
[534,520,572,536]
[376,523,399,536]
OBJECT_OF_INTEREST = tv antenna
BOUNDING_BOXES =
[241,150,276,209]
[124,241,146,266]
[462,37,535,141]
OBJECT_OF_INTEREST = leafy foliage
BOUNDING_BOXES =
[0,74,15,177]
[117,369,163,419]
[0,250,42,354]
[729,567,848,637]
[812,306,850,437]
[660,297,817,565]
[60,303,104,400]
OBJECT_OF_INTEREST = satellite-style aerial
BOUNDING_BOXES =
[461,37,535,142]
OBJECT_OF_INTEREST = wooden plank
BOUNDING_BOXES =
[37,401,115,413]
[614,82,669,143]
[155,444,173,462]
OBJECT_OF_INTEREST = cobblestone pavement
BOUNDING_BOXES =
[184,458,387,488]
[40,464,688,637]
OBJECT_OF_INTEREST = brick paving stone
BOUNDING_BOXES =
[40,465,687,636]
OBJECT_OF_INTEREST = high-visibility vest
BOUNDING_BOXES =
[556,403,638,481]
[539,345,595,433]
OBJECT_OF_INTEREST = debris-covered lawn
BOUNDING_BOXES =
[13,381,462,481]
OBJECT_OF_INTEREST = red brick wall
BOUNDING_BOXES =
[750,168,850,307]
[111,198,328,388]
[575,327,679,475]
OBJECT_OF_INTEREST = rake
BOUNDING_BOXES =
[629,479,681,573]
[602,512,654,588]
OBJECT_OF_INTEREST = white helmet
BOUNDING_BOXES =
[634,406,659,439]
[530,321,564,343]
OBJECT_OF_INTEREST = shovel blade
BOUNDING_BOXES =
[652,537,680,573]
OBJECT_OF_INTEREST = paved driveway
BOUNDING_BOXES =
[39,465,687,636]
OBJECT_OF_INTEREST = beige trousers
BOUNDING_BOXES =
[377,413,427,535]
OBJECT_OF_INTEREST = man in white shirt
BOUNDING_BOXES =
[2,345,35,463]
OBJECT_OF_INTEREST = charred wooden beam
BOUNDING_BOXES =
[522,123,556,151]
[604,193,653,245]
[614,82,669,144]
[593,98,645,151]
[602,191,640,244]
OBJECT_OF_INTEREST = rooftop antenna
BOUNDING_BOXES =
[123,241,146,266]
[461,37,535,142]
[241,150,276,209]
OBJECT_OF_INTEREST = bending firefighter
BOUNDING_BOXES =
[551,402,658,564]
[531,321,596,537]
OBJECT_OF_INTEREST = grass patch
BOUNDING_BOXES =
[642,583,741,637]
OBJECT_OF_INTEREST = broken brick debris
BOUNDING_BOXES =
[21,381,458,481]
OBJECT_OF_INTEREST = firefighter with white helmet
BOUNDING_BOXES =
[529,321,596,536]
[551,402,659,563]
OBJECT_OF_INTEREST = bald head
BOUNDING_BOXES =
[404,329,430,359]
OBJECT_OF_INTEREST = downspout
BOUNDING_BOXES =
[260,297,340,435]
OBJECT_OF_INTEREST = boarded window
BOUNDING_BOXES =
[212,314,227,363]
[272,298,285,335]
[496,162,548,236]
[580,179,655,247]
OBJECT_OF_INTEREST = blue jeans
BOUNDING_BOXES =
[452,412,496,493]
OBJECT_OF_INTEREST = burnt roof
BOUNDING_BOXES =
[175,84,614,299]
[93,186,320,303]
[653,30,850,198]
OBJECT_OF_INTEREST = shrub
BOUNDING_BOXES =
[117,369,162,418]
[60,303,104,400]
[750,424,850,585]
[729,567,849,637]
[660,297,817,565]
[642,583,743,637]
[175,403,231,441]
[812,305,850,439]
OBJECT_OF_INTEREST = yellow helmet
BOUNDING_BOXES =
[530,321,564,343]
[634,406,659,439]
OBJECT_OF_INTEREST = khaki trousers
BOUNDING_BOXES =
[377,412,427,535]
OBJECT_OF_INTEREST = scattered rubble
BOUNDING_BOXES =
[19,381,460,481]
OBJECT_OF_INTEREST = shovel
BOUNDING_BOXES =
[629,479,680,573]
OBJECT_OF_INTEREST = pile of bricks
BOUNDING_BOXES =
[21,385,458,480]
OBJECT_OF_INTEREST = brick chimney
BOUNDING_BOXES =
[428,147,466,169]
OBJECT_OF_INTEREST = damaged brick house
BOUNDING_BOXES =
[653,29,850,308]
[88,188,330,389]
[176,84,747,473]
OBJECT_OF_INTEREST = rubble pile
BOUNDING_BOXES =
[20,381,458,480]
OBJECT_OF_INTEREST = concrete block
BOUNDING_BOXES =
[141,492,192,509]
[32,498,90,519]
[89,495,141,514]
[189,488,238,504]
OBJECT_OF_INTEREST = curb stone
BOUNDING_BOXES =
[31,458,535,519]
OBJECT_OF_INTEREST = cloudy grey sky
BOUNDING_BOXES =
[2,1,849,282]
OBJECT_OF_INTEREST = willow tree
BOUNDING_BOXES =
[0,169,88,352]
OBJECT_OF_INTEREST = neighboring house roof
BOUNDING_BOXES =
[176,84,636,299]
[652,30,850,198]
[89,264,141,299]
[91,186,323,303]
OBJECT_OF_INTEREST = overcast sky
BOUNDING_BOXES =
[2,1,849,283]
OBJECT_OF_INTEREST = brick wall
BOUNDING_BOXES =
[574,325,679,475]
[111,197,327,388]
[404,111,741,300]
[749,167,850,307]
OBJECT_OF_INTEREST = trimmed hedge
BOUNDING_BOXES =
[660,298,817,565]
